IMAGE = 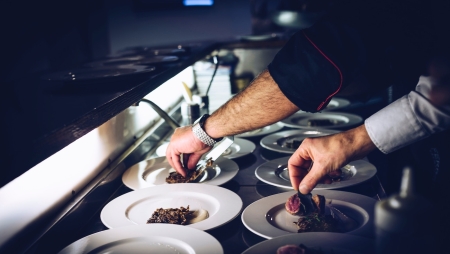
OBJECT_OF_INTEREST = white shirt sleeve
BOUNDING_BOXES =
[365,76,450,154]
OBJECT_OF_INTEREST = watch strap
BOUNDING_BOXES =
[192,121,217,146]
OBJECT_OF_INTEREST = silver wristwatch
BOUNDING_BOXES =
[192,114,221,146]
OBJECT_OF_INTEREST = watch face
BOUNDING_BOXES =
[197,114,210,127]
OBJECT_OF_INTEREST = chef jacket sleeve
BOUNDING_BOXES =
[268,21,367,112]
[365,76,450,154]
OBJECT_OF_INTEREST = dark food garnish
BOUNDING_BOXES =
[166,170,202,183]
[294,213,339,233]
[166,160,213,183]
[147,206,194,225]
[283,139,302,149]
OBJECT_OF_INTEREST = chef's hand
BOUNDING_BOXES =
[288,124,376,194]
[165,126,212,177]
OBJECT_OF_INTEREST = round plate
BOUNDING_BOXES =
[41,65,155,82]
[323,97,351,111]
[58,224,223,254]
[239,33,279,41]
[122,156,239,190]
[84,55,179,68]
[260,129,341,154]
[281,112,363,130]
[236,123,284,138]
[155,138,256,159]
[242,232,374,254]
[255,157,377,190]
[101,183,243,231]
[241,190,375,239]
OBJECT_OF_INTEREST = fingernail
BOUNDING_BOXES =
[299,185,310,194]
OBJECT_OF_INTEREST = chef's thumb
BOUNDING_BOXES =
[299,166,327,194]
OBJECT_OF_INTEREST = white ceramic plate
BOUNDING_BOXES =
[58,224,223,254]
[242,232,373,254]
[241,190,375,239]
[255,157,377,190]
[260,129,341,154]
[323,97,351,111]
[122,156,239,190]
[236,123,284,138]
[281,112,363,130]
[239,33,279,41]
[101,183,243,231]
[155,138,256,159]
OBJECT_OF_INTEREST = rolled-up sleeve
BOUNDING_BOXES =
[365,76,450,154]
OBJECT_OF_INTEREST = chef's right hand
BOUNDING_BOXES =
[165,126,213,177]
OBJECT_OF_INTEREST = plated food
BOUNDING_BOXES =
[255,157,377,190]
[241,190,375,239]
[146,206,209,225]
[284,193,357,234]
[280,112,363,130]
[260,129,341,154]
[58,224,223,254]
[277,244,325,254]
[122,156,239,190]
[101,183,243,231]
[242,232,374,254]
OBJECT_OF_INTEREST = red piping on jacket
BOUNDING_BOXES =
[302,30,343,111]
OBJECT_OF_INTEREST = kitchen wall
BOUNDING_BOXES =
[105,0,253,53]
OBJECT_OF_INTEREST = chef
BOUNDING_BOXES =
[165,0,437,178]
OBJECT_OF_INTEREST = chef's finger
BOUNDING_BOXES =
[288,157,310,191]
[299,164,328,194]
[181,153,188,169]
[167,150,186,177]
[186,153,204,170]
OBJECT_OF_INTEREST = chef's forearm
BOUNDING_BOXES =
[204,69,299,139]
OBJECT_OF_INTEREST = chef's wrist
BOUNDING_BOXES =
[202,116,222,141]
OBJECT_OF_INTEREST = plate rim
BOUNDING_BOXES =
[223,138,256,159]
[101,183,243,231]
[236,122,284,138]
[255,156,377,190]
[260,129,341,154]
[122,156,239,190]
[280,112,363,130]
[58,224,224,254]
[322,97,351,111]
[241,189,375,239]
[155,138,256,159]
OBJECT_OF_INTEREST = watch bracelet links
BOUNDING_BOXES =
[192,122,217,146]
